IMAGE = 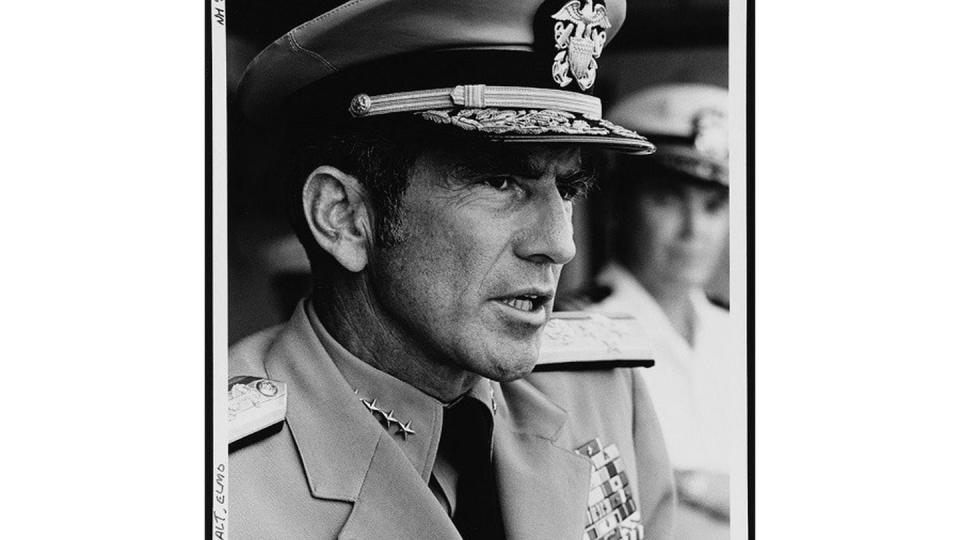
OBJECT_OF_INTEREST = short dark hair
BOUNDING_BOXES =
[286,117,479,283]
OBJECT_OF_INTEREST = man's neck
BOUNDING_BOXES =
[311,280,480,402]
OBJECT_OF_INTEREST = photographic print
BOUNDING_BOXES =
[210,1,751,538]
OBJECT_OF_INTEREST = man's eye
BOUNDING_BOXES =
[557,174,595,202]
[558,184,584,201]
[482,177,516,191]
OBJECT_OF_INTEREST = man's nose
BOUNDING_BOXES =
[515,188,577,265]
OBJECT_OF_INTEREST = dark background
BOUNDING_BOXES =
[226,0,729,343]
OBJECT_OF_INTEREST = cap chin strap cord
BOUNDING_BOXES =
[348,84,602,120]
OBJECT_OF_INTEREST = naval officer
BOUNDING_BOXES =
[228,1,676,538]
[589,84,735,539]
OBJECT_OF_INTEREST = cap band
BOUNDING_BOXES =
[348,84,603,120]
[655,145,728,185]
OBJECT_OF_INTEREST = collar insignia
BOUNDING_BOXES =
[551,0,612,91]
[355,389,416,439]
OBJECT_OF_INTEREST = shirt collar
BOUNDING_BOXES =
[305,300,444,482]
[597,262,709,354]
[304,300,498,483]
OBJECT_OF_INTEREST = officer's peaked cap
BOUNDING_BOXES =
[237,0,654,154]
[607,83,729,184]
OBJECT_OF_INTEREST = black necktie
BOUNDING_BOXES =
[440,397,505,540]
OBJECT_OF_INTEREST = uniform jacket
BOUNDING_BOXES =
[228,302,676,540]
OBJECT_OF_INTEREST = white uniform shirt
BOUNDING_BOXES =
[593,263,735,475]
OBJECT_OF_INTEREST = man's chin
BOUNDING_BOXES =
[463,324,544,381]
[480,348,540,382]
[490,364,536,382]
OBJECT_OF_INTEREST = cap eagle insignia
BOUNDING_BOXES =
[551,0,612,91]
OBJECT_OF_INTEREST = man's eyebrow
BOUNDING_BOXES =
[556,163,596,182]
[447,153,534,179]
[448,148,586,180]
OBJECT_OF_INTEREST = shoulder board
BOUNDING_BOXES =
[228,375,287,445]
[534,311,655,372]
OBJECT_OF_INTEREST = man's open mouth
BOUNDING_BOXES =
[496,293,550,313]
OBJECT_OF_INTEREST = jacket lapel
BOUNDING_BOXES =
[495,380,593,540]
[263,305,380,501]
[337,433,462,540]
[264,304,593,539]
[263,304,461,539]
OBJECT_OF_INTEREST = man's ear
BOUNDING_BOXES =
[301,166,373,272]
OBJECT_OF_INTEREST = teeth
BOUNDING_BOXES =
[503,297,535,312]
